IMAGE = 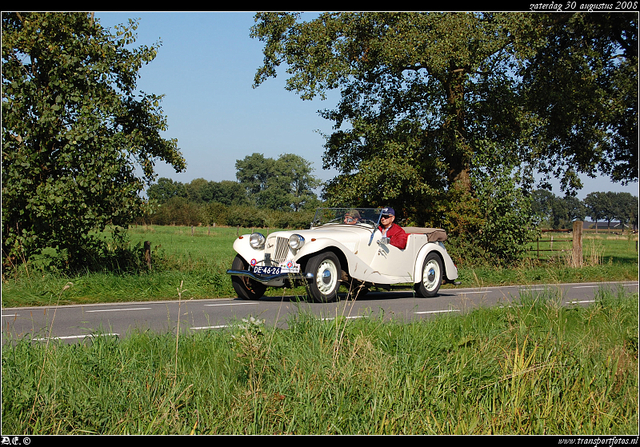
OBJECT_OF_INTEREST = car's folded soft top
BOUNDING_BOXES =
[404,227,448,242]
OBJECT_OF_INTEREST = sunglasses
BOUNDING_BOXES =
[381,215,392,219]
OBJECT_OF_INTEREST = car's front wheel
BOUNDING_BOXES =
[231,254,267,300]
[414,252,443,298]
[306,251,341,303]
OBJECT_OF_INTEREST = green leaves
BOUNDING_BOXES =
[523,13,638,188]
[2,12,185,271]
[235,153,321,212]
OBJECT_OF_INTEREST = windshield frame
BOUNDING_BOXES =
[311,208,383,229]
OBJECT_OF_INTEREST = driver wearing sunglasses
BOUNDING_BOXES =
[379,207,408,250]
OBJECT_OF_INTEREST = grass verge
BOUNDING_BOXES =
[2,287,637,435]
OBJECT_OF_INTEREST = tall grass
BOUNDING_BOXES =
[3,287,637,435]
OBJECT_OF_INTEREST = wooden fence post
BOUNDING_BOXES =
[144,241,151,271]
[572,221,583,267]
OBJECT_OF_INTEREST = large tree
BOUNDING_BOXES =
[250,12,636,215]
[524,13,638,190]
[2,12,186,269]
[236,153,321,211]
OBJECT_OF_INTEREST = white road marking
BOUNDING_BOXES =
[204,302,258,307]
[415,309,460,315]
[34,333,119,341]
[321,315,366,321]
[85,307,152,313]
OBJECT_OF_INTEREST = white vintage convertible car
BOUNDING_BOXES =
[226,208,458,302]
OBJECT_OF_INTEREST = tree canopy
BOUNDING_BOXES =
[235,152,321,211]
[250,12,637,264]
[251,13,637,194]
[2,12,186,269]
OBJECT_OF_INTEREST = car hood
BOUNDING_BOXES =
[276,224,372,238]
[268,225,374,252]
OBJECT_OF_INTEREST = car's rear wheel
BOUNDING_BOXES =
[231,254,266,300]
[306,252,341,303]
[414,252,443,297]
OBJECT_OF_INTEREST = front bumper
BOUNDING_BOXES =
[226,269,315,284]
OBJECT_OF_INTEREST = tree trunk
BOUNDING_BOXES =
[443,70,472,193]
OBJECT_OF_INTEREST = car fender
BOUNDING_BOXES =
[413,243,458,283]
[232,235,259,263]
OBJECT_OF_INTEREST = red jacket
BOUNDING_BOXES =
[379,223,408,250]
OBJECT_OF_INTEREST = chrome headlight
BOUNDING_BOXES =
[288,234,305,250]
[249,232,266,249]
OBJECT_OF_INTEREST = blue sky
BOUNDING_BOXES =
[96,12,338,185]
[95,11,637,200]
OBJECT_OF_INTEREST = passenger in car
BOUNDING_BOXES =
[379,207,408,249]
[343,209,360,225]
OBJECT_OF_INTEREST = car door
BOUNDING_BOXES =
[368,232,422,283]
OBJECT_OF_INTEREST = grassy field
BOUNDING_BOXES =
[2,225,637,307]
[2,286,637,435]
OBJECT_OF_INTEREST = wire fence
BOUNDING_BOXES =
[529,221,583,267]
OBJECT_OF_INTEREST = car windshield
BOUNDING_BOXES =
[311,208,382,228]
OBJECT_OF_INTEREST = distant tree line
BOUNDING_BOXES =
[141,153,322,228]
[532,190,638,231]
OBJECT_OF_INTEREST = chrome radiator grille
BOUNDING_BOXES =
[270,237,290,263]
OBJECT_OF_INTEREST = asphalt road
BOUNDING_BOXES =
[2,281,637,344]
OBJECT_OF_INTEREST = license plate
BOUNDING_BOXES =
[252,266,281,275]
